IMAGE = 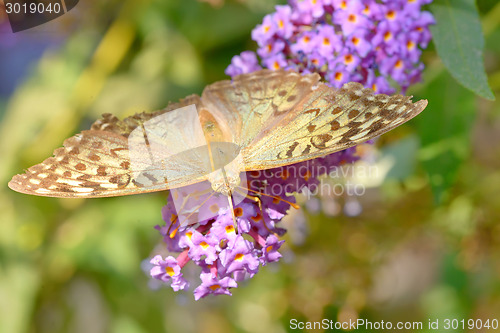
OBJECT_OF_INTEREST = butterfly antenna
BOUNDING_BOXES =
[226,193,239,233]
[233,187,282,236]
[237,185,300,209]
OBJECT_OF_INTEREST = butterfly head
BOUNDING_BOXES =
[209,170,241,196]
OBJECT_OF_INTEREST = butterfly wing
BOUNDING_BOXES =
[201,69,427,170]
[8,95,211,197]
[9,69,427,197]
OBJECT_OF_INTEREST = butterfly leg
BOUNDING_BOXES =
[167,187,217,238]
[234,186,291,236]
[225,193,239,233]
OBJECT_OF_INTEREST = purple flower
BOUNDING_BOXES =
[251,14,276,46]
[314,25,341,59]
[264,53,288,70]
[297,0,326,19]
[379,56,408,84]
[366,72,395,94]
[260,235,284,265]
[360,1,382,20]
[326,64,351,88]
[410,11,435,47]
[194,272,238,300]
[333,1,371,36]
[150,255,189,291]
[345,28,372,57]
[372,21,399,55]
[397,32,422,63]
[274,5,295,39]
[187,231,219,264]
[219,236,260,274]
[291,31,316,55]
[225,51,262,76]
[308,52,327,69]
[257,39,285,59]
[337,50,361,72]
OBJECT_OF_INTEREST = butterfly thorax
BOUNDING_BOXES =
[207,168,241,196]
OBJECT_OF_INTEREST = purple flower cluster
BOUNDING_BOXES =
[150,149,359,300]
[226,0,434,94]
[150,0,434,300]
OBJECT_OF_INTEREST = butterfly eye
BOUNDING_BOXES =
[204,122,215,131]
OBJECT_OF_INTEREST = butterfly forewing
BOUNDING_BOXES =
[9,130,137,197]
[8,96,207,197]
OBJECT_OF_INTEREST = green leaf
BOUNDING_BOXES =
[416,71,475,204]
[430,0,495,100]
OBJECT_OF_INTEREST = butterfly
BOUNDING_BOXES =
[8,69,427,198]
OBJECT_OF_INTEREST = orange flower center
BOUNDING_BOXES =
[251,213,263,222]
[384,31,392,41]
[234,207,243,217]
[165,266,175,277]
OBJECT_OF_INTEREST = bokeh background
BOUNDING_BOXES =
[1,1,500,332]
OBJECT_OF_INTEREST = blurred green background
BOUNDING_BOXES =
[1,0,500,332]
